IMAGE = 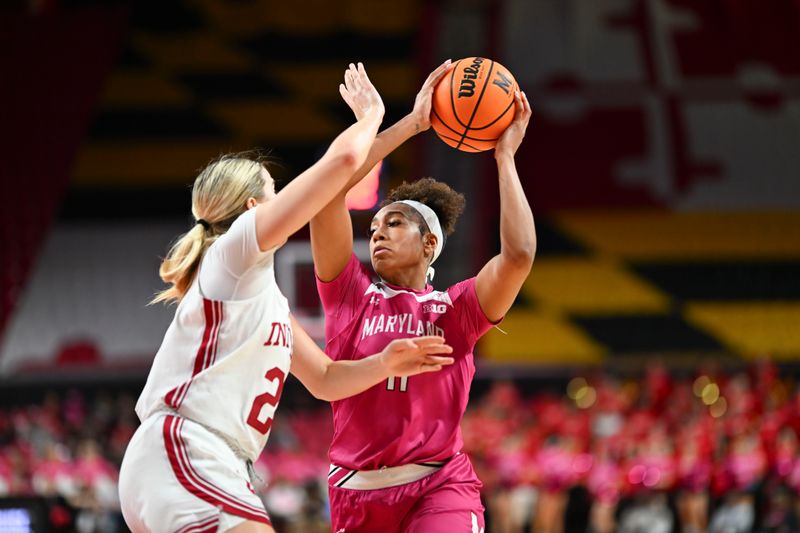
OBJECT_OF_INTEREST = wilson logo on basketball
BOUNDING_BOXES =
[458,57,485,98]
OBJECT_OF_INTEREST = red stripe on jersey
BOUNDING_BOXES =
[175,515,219,533]
[208,301,223,366]
[193,299,217,375]
[162,416,271,525]
[165,299,222,409]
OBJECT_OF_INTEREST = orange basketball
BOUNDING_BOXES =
[431,57,518,152]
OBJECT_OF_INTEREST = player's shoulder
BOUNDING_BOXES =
[444,277,477,302]
[445,276,475,292]
[324,253,373,285]
[213,209,254,243]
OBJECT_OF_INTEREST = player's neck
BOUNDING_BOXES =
[380,267,427,291]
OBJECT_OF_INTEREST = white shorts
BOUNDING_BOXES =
[119,413,271,533]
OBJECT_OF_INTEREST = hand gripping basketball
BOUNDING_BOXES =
[379,336,454,377]
[411,59,454,133]
[495,90,532,158]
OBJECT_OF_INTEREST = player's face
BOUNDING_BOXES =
[369,203,429,279]
[252,167,287,247]
[260,167,276,202]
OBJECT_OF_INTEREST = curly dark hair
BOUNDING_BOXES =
[381,177,466,235]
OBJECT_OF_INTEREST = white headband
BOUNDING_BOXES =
[397,200,444,281]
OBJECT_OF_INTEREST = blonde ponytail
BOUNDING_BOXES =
[152,152,268,304]
[151,224,209,304]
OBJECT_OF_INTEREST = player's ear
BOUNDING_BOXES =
[245,197,258,210]
[423,232,438,257]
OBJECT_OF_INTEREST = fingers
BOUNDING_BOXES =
[344,63,359,93]
[509,90,531,129]
[422,355,455,366]
[350,63,360,89]
[520,90,532,119]
[393,338,451,355]
[425,58,453,87]
[513,89,524,113]
[407,335,445,347]
[521,90,531,111]
[419,357,455,373]
[343,61,381,103]
[384,339,455,376]
[416,355,455,374]
[346,62,374,92]
[421,343,453,355]
[357,61,373,88]
[390,336,451,355]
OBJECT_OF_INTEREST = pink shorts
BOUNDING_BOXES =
[328,452,485,533]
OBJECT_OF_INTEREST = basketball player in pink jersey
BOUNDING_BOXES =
[310,60,534,532]
[118,64,455,533]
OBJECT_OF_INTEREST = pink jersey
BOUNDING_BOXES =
[317,254,495,470]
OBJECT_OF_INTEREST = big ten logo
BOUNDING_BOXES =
[264,321,293,351]
[423,303,448,314]
[458,57,485,98]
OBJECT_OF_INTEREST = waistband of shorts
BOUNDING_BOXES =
[151,407,264,487]
[328,453,457,490]
[150,406,254,464]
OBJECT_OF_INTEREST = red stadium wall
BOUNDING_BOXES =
[0,7,127,337]
[493,0,800,211]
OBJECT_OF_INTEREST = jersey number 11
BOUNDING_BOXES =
[386,376,408,392]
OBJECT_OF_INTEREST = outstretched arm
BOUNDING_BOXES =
[288,316,454,402]
[475,91,535,322]
[310,60,453,282]
[254,63,384,252]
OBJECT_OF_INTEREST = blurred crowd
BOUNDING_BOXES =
[1,361,798,533]
[465,362,800,533]
[0,390,135,531]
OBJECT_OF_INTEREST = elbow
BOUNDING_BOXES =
[311,389,341,403]
[306,373,342,402]
[304,383,334,402]
[330,148,360,175]
[310,390,333,402]
[304,359,342,402]
[505,241,536,270]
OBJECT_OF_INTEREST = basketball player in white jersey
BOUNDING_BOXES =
[118,64,454,533]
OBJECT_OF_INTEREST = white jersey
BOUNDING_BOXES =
[136,208,292,462]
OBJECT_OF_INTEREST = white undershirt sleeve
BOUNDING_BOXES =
[198,209,275,301]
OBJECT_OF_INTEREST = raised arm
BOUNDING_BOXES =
[475,91,535,322]
[310,60,453,281]
[288,316,454,402]
[254,63,384,252]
